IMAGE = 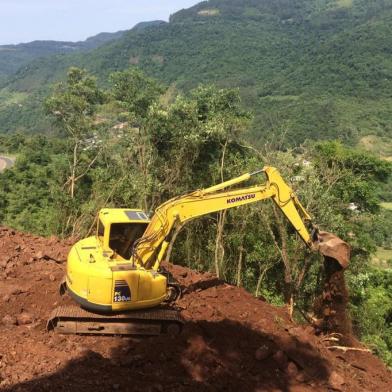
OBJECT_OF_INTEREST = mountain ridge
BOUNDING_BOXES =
[0,0,391,146]
[0,30,127,81]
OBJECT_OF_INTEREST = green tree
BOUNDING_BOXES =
[0,135,68,236]
[110,68,165,119]
[349,268,392,366]
[45,67,105,199]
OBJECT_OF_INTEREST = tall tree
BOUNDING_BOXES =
[45,67,105,199]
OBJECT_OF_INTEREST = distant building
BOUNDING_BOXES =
[291,175,304,183]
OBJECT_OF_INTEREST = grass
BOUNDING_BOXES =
[336,0,353,9]
[197,9,220,16]
[0,89,28,108]
[358,135,392,161]
[259,95,300,102]
[380,202,392,210]
[372,247,392,269]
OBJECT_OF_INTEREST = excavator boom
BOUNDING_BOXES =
[131,166,341,270]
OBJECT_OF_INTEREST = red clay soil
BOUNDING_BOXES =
[0,227,390,392]
[314,258,353,344]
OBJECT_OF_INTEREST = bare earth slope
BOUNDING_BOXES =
[0,227,390,391]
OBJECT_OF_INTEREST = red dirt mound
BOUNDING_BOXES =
[314,257,353,344]
[0,227,391,391]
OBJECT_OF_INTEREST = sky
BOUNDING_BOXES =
[0,0,200,45]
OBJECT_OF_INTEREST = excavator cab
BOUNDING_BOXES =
[97,209,149,259]
[62,208,170,317]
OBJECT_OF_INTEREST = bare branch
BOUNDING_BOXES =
[74,152,100,182]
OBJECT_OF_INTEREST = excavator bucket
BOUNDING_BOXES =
[316,231,350,270]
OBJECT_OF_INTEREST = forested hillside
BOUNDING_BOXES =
[0,0,391,367]
[0,0,391,151]
[1,67,391,364]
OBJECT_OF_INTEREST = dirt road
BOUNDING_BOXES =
[0,156,14,172]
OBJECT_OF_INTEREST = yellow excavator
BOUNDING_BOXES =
[47,166,349,335]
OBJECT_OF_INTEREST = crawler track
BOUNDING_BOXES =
[47,305,184,336]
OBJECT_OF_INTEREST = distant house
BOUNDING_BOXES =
[291,175,304,183]
[348,202,359,212]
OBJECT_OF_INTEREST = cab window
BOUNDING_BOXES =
[109,223,148,259]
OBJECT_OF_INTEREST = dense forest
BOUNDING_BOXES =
[0,0,391,152]
[0,66,391,364]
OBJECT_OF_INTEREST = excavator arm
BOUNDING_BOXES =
[131,166,320,270]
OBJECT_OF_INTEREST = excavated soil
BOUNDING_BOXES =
[314,258,352,343]
[0,227,391,391]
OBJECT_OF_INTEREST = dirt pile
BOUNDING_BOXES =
[315,231,352,340]
[0,227,391,391]
[314,258,352,343]
[0,227,72,279]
